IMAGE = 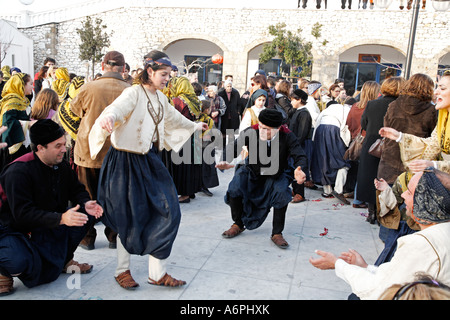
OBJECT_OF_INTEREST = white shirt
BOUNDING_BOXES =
[335,222,450,299]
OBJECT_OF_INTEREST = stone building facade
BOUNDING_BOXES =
[5,2,450,93]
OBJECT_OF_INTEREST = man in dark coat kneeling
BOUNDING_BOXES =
[217,109,307,249]
[0,119,103,296]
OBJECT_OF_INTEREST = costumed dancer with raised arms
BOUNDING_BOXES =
[89,50,208,289]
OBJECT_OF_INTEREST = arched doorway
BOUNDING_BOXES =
[338,44,405,95]
[164,38,224,84]
[247,43,291,88]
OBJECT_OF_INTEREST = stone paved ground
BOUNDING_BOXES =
[2,167,384,302]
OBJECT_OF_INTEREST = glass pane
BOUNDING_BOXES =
[259,59,282,77]
[339,63,357,96]
[357,64,377,90]
[185,55,222,84]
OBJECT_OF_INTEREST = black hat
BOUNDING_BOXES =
[258,108,284,128]
[30,119,65,146]
[293,89,308,102]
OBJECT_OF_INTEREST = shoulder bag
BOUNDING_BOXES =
[368,137,385,158]
[344,129,364,161]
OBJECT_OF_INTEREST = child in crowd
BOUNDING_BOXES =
[239,89,267,133]
[198,100,219,196]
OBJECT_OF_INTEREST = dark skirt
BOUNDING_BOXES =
[225,165,293,230]
[98,146,181,259]
[310,125,350,186]
[202,144,219,188]
[162,137,203,196]
[302,138,314,181]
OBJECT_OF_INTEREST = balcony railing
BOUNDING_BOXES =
[298,0,447,10]
[0,0,447,28]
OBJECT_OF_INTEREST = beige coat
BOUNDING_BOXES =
[70,72,130,168]
[89,85,197,160]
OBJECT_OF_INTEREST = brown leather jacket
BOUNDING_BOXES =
[70,72,130,168]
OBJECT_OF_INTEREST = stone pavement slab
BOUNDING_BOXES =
[1,168,384,301]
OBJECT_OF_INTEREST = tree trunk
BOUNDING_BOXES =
[92,57,95,80]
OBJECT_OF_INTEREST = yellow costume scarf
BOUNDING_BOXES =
[163,77,201,120]
[0,73,30,153]
[1,66,11,81]
[437,108,449,154]
[0,73,29,126]
[52,67,71,100]
[58,76,84,140]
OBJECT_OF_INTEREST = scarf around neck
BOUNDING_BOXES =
[437,109,449,154]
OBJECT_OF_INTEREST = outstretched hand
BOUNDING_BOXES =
[99,115,115,133]
[196,122,209,131]
[408,159,434,173]
[60,205,89,227]
[374,178,388,191]
[338,249,368,268]
[379,127,400,141]
[294,166,306,184]
[309,250,338,270]
[85,200,103,219]
[215,161,235,171]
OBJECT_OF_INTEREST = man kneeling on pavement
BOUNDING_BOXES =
[216,108,307,249]
[0,119,103,296]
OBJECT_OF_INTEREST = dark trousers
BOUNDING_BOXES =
[292,181,305,197]
[0,221,92,287]
[228,196,288,235]
[78,166,117,244]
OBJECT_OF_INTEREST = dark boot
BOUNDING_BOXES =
[79,225,96,250]
[366,204,377,224]
[105,227,117,249]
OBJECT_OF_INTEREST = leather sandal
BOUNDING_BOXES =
[62,259,93,274]
[115,270,140,290]
[148,273,186,287]
[222,224,245,238]
[271,234,289,249]
[0,274,14,296]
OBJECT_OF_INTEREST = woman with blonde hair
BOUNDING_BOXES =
[31,88,59,121]
[343,81,380,208]
[355,78,405,224]
[346,81,381,139]
[379,273,450,300]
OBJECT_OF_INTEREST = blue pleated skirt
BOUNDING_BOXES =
[310,125,350,186]
[97,146,181,259]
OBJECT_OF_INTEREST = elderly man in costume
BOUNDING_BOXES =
[217,108,307,249]
[0,120,103,296]
[310,167,450,300]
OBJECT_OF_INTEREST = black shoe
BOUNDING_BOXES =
[321,192,333,198]
[179,197,190,203]
[331,191,350,205]
[201,187,213,197]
